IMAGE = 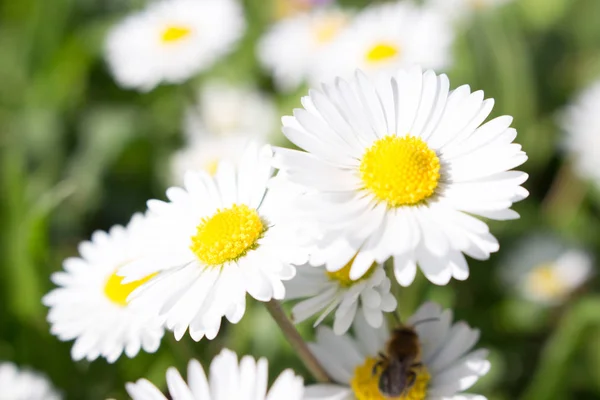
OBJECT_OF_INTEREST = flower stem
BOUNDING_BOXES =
[264,300,331,383]
[542,161,586,223]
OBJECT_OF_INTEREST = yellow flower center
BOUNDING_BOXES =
[366,42,400,63]
[351,357,430,400]
[204,159,219,176]
[327,257,377,288]
[104,270,156,306]
[360,135,440,207]
[190,204,265,266]
[526,264,567,299]
[313,15,347,44]
[161,25,192,44]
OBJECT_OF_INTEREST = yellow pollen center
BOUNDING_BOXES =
[190,204,265,266]
[366,42,400,63]
[104,270,156,306]
[204,159,219,176]
[327,256,377,288]
[527,264,566,299]
[360,135,440,207]
[313,15,347,43]
[351,357,430,400]
[161,25,192,43]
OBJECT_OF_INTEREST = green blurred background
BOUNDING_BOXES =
[2,0,600,398]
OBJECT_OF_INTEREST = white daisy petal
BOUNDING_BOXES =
[306,302,489,400]
[43,213,165,363]
[0,363,61,400]
[276,67,527,286]
[120,144,306,341]
[105,0,245,91]
[126,349,303,400]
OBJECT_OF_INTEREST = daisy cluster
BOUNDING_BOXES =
[33,0,539,399]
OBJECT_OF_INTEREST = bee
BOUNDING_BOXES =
[373,318,438,398]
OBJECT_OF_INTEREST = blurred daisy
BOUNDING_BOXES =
[274,0,336,19]
[258,8,350,91]
[171,136,251,184]
[427,0,514,22]
[43,213,165,363]
[285,262,397,335]
[184,81,277,141]
[126,348,304,400]
[310,2,453,84]
[105,0,245,91]
[0,363,61,400]
[304,302,490,400]
[274,67,528,286]
[502,236,593,306]
[119,143,307,341]
[560,80,600,184]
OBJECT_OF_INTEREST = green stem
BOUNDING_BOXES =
[542,161,586,223]
[264,300,331,383]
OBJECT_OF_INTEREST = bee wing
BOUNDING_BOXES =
[378,359,407,397]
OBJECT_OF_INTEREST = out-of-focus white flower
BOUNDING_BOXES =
[0,362,61,400]
[274,66,528,287]
[126,348,304,400]
[310,2,453,84]
[560,80,600,184]
[258,8,350,91]
[105,0,245,91]
[304,302,490,400]
[502,236,593,306]
[184,81,278,141]
[426,0,514,22]
[43,213,165,363]
[119,144,308,342]
[285,262,396,335]
[171,136,252,185]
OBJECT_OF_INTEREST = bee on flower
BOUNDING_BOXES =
[304,302,490,400]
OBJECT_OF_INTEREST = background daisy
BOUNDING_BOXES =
[43,213,165,363]
[285,262,396,335]
[184,81,277,141]
[105,0,245,91]
[304,302,490,400]
[126,348,304,400]
[0,362,61,400]
[257,7,350,91]
[119,143,308,341]
[560,80,600,185]
[310,2,453,84]
[501,235,593,306]
[274,66,528,287]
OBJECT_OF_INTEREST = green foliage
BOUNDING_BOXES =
[1,0,600,399]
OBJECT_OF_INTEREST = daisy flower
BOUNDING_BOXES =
[426,0,514,22]
[105,0,245,91]
[184,81,277,141]
[126,348,304,400]
[285,262,397,335]
[560,80,600,184]
[171,136,252,184]
[310,2,453,84]
[258,7,350,91]
[43,213,165,363]
[274,66,528,286]
[119,143,308,341]
[0,362,61,400]
[501,236,593,306]
[304,302,490,400]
